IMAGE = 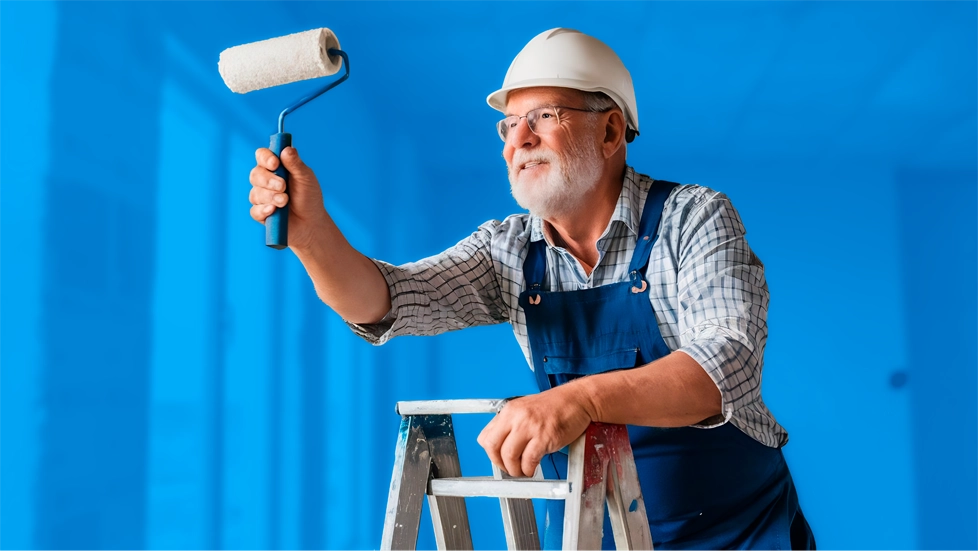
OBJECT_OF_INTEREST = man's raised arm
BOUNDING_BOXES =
[248,146,391,324]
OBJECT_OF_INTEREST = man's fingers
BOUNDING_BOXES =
[499,430,532,478]
[250,203,275,223]
[255,148,279,171]
[477,419,509,475]
[249,165,287,193]
[520,440,547,478]
[249,186,289,209]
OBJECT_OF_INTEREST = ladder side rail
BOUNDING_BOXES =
[601,424,653,550]
[563,424,609,550]
[492,463,542,550]
[381,415,433,550]
[422,415,475,551]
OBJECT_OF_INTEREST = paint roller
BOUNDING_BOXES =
[218,28,350,249]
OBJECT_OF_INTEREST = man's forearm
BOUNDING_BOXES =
[290,215,392,324]
[569,350,722,428]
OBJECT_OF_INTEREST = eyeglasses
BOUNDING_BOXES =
[496,105,608,143]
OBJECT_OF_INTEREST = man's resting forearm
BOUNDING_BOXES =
[572,350,723,428]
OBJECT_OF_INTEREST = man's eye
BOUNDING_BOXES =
[508,119,519,128]
[539,112,554,119]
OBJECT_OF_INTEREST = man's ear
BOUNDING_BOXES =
[602,109,627,159]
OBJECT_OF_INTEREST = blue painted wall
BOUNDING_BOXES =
[2,2,975,549]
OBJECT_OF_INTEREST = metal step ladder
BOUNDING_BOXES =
[380,399,653,550]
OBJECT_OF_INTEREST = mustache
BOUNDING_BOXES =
[510,148,558,172]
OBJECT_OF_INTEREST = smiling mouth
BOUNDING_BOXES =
[520,161,548,172]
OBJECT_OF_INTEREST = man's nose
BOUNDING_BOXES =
[509,117,539,149]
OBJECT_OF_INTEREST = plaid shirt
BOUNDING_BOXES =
[349,166,788,448]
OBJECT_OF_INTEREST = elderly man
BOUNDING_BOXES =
[248,28,815,550]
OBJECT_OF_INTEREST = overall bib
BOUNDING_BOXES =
[517,181,815,550]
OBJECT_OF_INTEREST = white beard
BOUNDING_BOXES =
[508,134,603,220]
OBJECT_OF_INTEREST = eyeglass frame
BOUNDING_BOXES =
[496,105,612,143]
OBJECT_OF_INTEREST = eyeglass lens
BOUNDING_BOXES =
[497,107,559,142]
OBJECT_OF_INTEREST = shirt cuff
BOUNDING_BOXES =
[345,315,396,344]
[676,326,758,429]
[343,259,399,345]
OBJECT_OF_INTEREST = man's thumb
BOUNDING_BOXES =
[280,147,308,175]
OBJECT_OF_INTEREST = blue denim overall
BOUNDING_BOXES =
[518,180,815,549]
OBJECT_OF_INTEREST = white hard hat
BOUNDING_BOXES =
[487,28,640,140]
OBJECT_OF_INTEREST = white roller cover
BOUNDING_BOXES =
[218,28,342,94]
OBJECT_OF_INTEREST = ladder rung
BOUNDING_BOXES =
[428,477,572,500]
[396,399,510,415]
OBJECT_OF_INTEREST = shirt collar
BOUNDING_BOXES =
[529,165,642,244]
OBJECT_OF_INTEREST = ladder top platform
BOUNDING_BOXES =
[396,399,511,416]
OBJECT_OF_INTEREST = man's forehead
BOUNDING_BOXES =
[504,87,584,115]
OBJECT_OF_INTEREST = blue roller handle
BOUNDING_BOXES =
[267,132,292,249]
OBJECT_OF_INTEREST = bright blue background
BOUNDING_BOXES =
[2,1,976,549]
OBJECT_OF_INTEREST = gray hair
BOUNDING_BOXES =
[581,91,618,112]
[580,91,636,143]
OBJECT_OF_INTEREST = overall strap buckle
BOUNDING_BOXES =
[629,270,648,294]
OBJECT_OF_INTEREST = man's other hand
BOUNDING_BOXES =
[477,386,595,477]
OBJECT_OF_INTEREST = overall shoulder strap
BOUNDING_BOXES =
[629,180,680,274]
[522,239,548,291]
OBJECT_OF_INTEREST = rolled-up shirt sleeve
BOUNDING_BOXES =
[346,220,510,345]
[673,192,769,429]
